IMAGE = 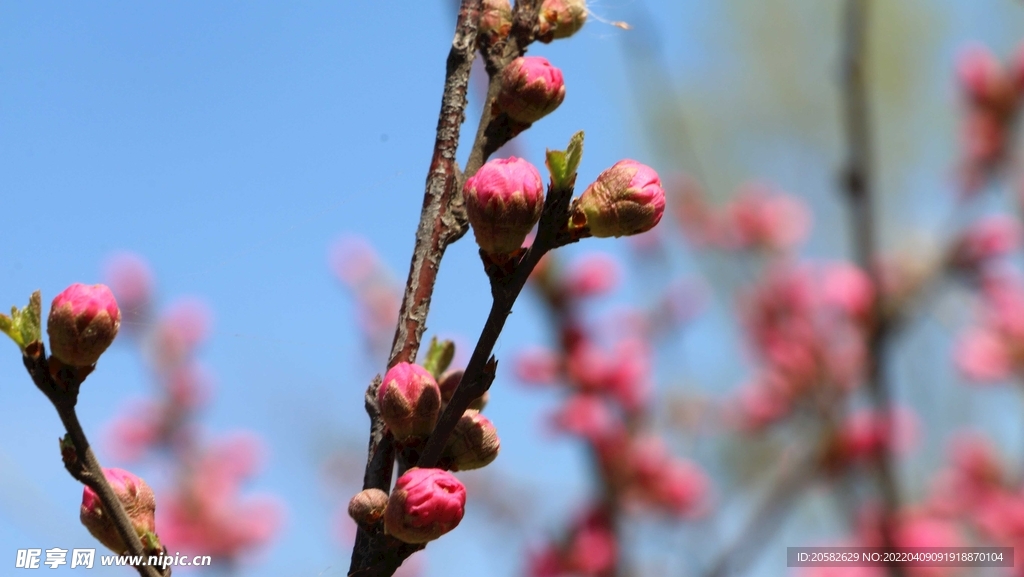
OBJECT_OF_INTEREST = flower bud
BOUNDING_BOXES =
[479,0,512,45]
[438,369,463,404]
[575,160,665,237]
[496,56,566,124]
[538,0,587,43]
[80,468,156,555]
[384,468,466,543]
[442,410,500,471]
[48,283,121,366]
[378,363,442,441]
[464,157,545,255]
[438,369,488,410]
[348,488,389,526]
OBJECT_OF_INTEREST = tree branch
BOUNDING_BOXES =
[841,1,904,572]
[23,343,167,577]
[349,3,545,574]
[348,1,481,574]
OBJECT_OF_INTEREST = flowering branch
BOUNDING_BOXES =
[22,341,167,577]
[465,0,544,176]
[418,137,581,469]
[840,0,904,565]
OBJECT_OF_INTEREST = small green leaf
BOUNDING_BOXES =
[546,149,568,186]
[422,336,456,379]
[564,130,584,182]
[544,130,585,191]
[1,291,42,350]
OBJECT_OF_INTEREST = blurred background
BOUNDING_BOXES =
[2,1,1024,575]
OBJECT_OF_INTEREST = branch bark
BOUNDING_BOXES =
[349,3,545,574]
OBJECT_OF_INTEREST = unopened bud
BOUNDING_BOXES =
[575,160,665,237]
[464,157,545,255]
[384,468,466,543]
[538,0,587,43]
[348,488,389,526]
[442,410,500,471]
[47,283,121,367]
[497,56,566,124]
[438,369,488,411]
[80,468,156,555]
[479,0,512,45]
[378,362,442,441]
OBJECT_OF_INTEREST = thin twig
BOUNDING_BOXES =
[841,1,904,572]
[418,175,579,468]
[705,446,818,577]
[23,343,167,577]
[347,2,481,574]
[349,2,545,574]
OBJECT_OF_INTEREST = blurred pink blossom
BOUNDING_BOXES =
[103,252,154,323]
[514,347,562,385]
[159,434,283,559]
[550,395,622,443]
[721,182,812,252]
[149,298,211,370]
[950,214,1021,271]
[564,253,619,299]
[105,400,163,462]
[954,327,1011,382]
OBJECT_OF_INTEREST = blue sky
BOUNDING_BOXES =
[0,2,672,575]
[3,1,1024,576]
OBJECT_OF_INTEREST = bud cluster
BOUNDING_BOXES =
[955,43,1024,193]
[354,341,505,543]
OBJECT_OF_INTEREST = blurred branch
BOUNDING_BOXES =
[705,445,818,577]
[23,343,168,577]
[841,1,904,571]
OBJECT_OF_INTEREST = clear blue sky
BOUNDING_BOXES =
[0,2,682,575]
[3,2,1023,576]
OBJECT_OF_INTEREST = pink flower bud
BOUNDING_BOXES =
[47,283,121,366]
[442,410,500,471]
[384,468,466,543]
[437,369,488,410]
[463,157,545,255]
[575,160,666,238]
[538,0,587,43]
[80,468,156,554]
[378,363,442,441]
[496,56,566,124]
[479,0,512,44]
[348,488,389,526]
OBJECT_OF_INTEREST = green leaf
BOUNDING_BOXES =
[545,131,585,191]
[1,291,42,350]
[422,336,456,379]
[564,130,584,183]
